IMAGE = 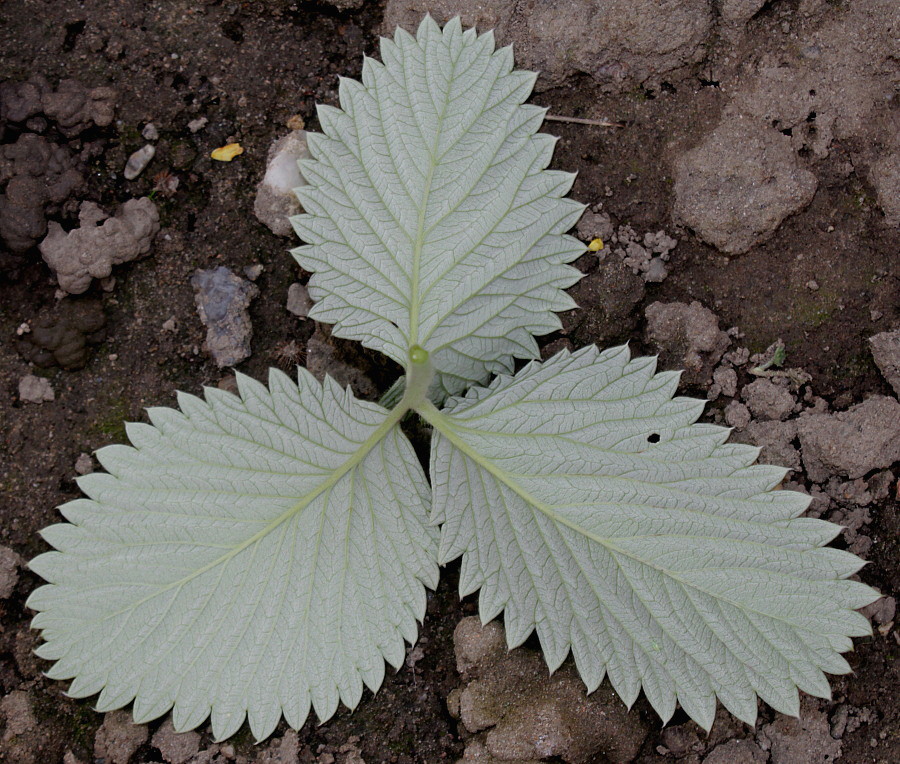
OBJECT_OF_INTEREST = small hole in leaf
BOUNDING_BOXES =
[647,433,660,443]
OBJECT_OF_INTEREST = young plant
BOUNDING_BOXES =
[28,16,878,744]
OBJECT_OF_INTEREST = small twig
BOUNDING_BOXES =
[544,114,625,128]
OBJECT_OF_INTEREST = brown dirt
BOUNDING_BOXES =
[0,1,897,762]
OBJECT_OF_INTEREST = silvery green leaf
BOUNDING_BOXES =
[291,16,584,399]
[425,345,879,729]
[27,368,438,741]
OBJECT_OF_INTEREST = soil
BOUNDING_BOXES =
[0,1,897,763]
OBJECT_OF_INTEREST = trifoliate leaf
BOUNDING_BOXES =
[291,16,584,399]
[424,345,879,729]
[27,368,438,741]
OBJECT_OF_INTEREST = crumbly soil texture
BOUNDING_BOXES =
[0,1,898,763]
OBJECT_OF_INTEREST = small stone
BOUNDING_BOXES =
[713,367,738,398]
[141,122,159,141]
[18,374,55,403]
[254,130,311,236]
[0,546,22,599]
[16,322,30,335]
[576,209,614,242]
[162,317,177,332]
[191,266,259,368]
[806,279,819,290]
[74,452,93,475]
[187,116,208,133]
[123,144,156,180]
[100,275,117,291]
[286,114,305,130]
[724,400,752,429]
[94,710,149,764]
[286,282,313,318]
[243,263,264,281]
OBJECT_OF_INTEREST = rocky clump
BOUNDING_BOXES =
[741,378,796,421]
[703,738,767,764]
[744,419,801,472]
[757,700,842,764]
[192,266,259,368]
[93,710,148,764]
[869,330,900,396]
[595,222,678,284]
[18,374,54,404]
[39,197,159,294]
[673,116,818,254]
[727,0,900,161]
[0,546,21,599]
[644,301,730,386]
[0,691,52,764]
[870,153,900,227]
[16,297,107,369]
[0,133,82,253]
[450,617,650,763]
[718,0,767,25]
[383,0,712,92]
[306,328,377,398]
[150,718,201,764]
[254,129,310,236]
[0,75,116,136]
[286,282,313,318]
[797,395,900,483]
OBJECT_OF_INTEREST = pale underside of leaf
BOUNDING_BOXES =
[291,16,584,398]
[424,345,879,730]
[27,369,438,742]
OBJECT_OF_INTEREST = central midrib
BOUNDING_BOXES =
[415,400,813,632]
[408,51,459,347]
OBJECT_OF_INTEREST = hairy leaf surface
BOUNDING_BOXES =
[27,369,438,741]
[425,345,879,729]
[291,16,584,398]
